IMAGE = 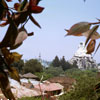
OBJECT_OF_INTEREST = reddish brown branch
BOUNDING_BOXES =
[89,21,100,25]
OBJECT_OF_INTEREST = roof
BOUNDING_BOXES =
[22,82,34,89]
[48,76,76,85]
[11,85,42,98]
[34,82,63,92]
[8,78,44,98]
[19,74,23,78]
[21,73,39,80]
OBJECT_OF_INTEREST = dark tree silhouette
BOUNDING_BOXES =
[52,56,60,67]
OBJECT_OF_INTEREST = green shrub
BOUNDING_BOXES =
[18,97,49,100]
[35,72,53,81]
[59,69,99,100]
[18,97,42,100]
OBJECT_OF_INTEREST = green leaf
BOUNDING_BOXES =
[0,15,18,48]
[0,0,8,20]
[1,48,22,65]
[93,42,100,57]
[14,26,28,46]
[19,0,28,11]
[0,21,9,27]
[29,14,41,28]
[85,25,99,46]
[82,30,100,40]
[8,67,21,84]
[10,42,22,50]
[11,52,22,62]
[0,69,15,100]
[65,22,91,36]
[86,39,96,54]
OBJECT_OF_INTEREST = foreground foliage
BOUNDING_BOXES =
[52,56,78,71]
[23,59,43,74]
[18,69,100,100]
[59,69,99,100]
[35,66,64,80]
[18,97,43,100]
[0,0,44,99]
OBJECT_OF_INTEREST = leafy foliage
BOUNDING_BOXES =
[12,60,24,73]
[35,72,53,81]
[23,59,43,74]
[0,0,44,99]
[52,56,78,70]
[35,66,64,80]
[52,56,60,67]
[60,56,76,70]
[59,69,99,100]
[65,22,91,36]
[86,39,96,54]
[44,66,64,76]
[18,97,46,100]
[65,21,100,55]
[65,5,100,99]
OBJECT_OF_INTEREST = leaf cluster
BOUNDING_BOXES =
[23,59,43,74]
[51,56,78,70]
[59,69,99,100]
[65,21,100,55]
[65,13,100,100]
[0,0,44,99]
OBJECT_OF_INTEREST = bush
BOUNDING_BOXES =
[35,72,53,81]
[59,69,99,100]
[44,66,64,76]
[35,66,65,80]
[23,59,43,74]
[18,97,43,100]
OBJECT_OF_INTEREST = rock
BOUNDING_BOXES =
[68,42,98,70]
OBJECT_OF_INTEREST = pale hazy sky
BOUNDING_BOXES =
[0,0,100,63]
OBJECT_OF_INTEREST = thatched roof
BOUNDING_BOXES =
[22,82,34,89]
[48,76,76,91]
[34,82,63,92]
[48,76,76,85]
[11,85,42,98]
[21,73,39,80]
[19,74,23,78]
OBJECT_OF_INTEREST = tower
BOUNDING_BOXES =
[38,53,42,63]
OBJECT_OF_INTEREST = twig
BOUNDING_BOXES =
[22,17,30,27]
[89,21,100,25]
[0,54,11,71]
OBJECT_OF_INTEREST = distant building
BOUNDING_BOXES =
[48,76,76,92]
[21,73,39,80]
[34,81,64,96]
[38,53,50,67]
[20,73,40,85]
[68,42,98,70]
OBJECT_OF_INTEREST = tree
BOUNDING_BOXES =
[52,56,78,70]
[60,56,67,70]
[0,0,44,99]
[35,66,65,80]
[64,2,100,99]
[23,59,43,74]
[60,69,98,100]
[71,61,78,69]
[60,56,73,70]
[44,66,64,77]
[52,56,60,67]
[12,60,24,73]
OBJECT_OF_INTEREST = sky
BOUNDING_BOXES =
[0,0,100,63]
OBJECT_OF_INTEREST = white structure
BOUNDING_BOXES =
[98,66,100,72]
[68,42,98,70]
[75,42,91,57]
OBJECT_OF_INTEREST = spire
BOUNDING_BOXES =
[38,53,42,63]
